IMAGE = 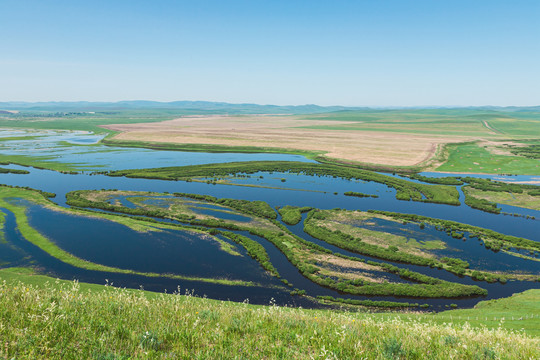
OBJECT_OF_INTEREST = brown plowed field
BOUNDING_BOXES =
[103,115,476,167]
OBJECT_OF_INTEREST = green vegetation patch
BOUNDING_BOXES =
[308,209,446,258]
[108,161,461,205]
[304,210,473,276]
[369,210,540,265]
[0,154,84,172]
[67,189,486,298]
[433,289,540,336]
[465,187,540,211]
[462,186,502,214]
[460,177,540,212]
[0,167,30,175]
[437,143,540,175]
[506,141,540,159]
[0,187,256,287]
[0,274,537,358]
[277,205,312,225]
[317,295,418,309]
[407,174,463,185]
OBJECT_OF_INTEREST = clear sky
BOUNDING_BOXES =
[1,0,539,106]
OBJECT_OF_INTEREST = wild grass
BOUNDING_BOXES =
[277,205,312,225]
[464,187,540,211]
[0,271,538,359]
[433,289,540,336]
[437,143,540,175]
[0,154,83,172]
[369,210,540,268]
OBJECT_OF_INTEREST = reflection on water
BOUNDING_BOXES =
[0,129,314,170]
[26,204,275,283]
[0,130,539,309]
[344,217,540,273]
[0,208,32,268]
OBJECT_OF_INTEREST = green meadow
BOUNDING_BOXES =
[0,267,538,359]
[436,143,540,175]
[0,106,539,358]
[0,109,210,134]
[2,107,540,174]
[299,108,540,136]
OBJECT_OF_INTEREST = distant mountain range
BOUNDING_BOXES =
[0,101,369,114]
[0,101,538,114]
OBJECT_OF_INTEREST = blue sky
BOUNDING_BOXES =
[1,0,539,106]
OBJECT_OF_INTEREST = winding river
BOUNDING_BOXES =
[0,130,539,309]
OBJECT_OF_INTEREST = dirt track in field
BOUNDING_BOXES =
[103,115,475,166]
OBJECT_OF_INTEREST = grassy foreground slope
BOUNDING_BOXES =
[0,268,538,359]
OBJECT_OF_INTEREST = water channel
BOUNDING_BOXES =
[0,130,539,309]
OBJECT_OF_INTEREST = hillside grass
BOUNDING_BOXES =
[0,267,538,359]
[434,289,540,336]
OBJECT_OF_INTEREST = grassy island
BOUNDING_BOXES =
[106,161,461,205]
[65,190,487,300]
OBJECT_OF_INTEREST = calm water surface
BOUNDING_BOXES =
[0,130,539,309]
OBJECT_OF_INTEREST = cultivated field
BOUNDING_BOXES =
[103,114,479,167]
[103,109,540,171]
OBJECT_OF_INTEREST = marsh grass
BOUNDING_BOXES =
[0,187,257,287]
[0,276,538,359]
[465,187,540,211]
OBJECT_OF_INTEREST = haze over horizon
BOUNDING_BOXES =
[1,1,539,107]
[1,100,539,111]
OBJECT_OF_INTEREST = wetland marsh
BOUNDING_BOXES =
[0,128,539,310]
